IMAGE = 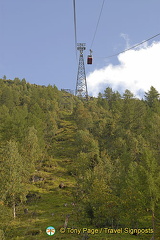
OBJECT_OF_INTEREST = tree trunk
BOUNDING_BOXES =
[64,215,69,229]
[13,200,16,219]
[152,210,155,240]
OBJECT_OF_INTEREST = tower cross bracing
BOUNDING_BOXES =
[75,43,88,99]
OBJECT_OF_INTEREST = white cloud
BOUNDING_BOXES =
[87,41,160,98]
[120,33,130,49]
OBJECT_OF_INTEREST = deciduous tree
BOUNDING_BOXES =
[0,140,26,218]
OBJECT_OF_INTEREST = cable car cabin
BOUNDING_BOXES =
[87,55,93,64]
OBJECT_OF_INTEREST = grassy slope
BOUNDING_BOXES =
[2,112,153,240]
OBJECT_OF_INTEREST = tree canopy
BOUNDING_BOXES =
[0,78,160,239]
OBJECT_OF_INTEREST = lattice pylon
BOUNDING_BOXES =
[75,43,88,99]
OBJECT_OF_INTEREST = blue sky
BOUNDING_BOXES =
[1,0,160,97]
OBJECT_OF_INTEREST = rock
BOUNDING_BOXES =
[24,208,28,214]
[26,193,41,203]
[59,183,65,189]
[26,229,41,236]
[30,175,44,182]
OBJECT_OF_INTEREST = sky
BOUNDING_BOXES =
[0,0,160,98]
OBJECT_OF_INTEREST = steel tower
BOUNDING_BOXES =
[75,43,88,99]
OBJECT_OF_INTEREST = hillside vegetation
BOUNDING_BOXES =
[0,78,160,240]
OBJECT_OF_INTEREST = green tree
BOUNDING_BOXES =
[74,156,118,227]
[104,87,114,101]
[13,77,21,85]
[26,112,45,148]
[0,87,14,109]
[9,106,28,142]
[123,89,134,99]
[139,148,160,238]
[120,161,146,227]
[120,97,136,130]
[145,86,160,109]
[0,140,26,219]
[0,105,11,142]
[75,130,99,168]
[104,87,122,112]
[23,126,41,175]
[73,102,93,130]
[131,99,146,134]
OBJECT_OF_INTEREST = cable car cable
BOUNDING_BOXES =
[73,0,78,62]
[90,0,106,50]
[97,32,160,59]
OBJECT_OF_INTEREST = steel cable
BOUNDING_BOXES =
[98,33,160,59]
[90,0,106,49]
[73,0,78,62]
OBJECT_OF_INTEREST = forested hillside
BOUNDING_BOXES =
[0,78,160,240]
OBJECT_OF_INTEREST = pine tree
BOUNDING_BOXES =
[145,86,160,109]
[123,89,134,99]
[73,102,93,130]
[139,148,160,238]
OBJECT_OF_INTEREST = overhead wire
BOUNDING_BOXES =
[90,0,106,50]
[73,0,106,61]
[98,32,160,59]
[72,1,160,63]
[73,0,78,62]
